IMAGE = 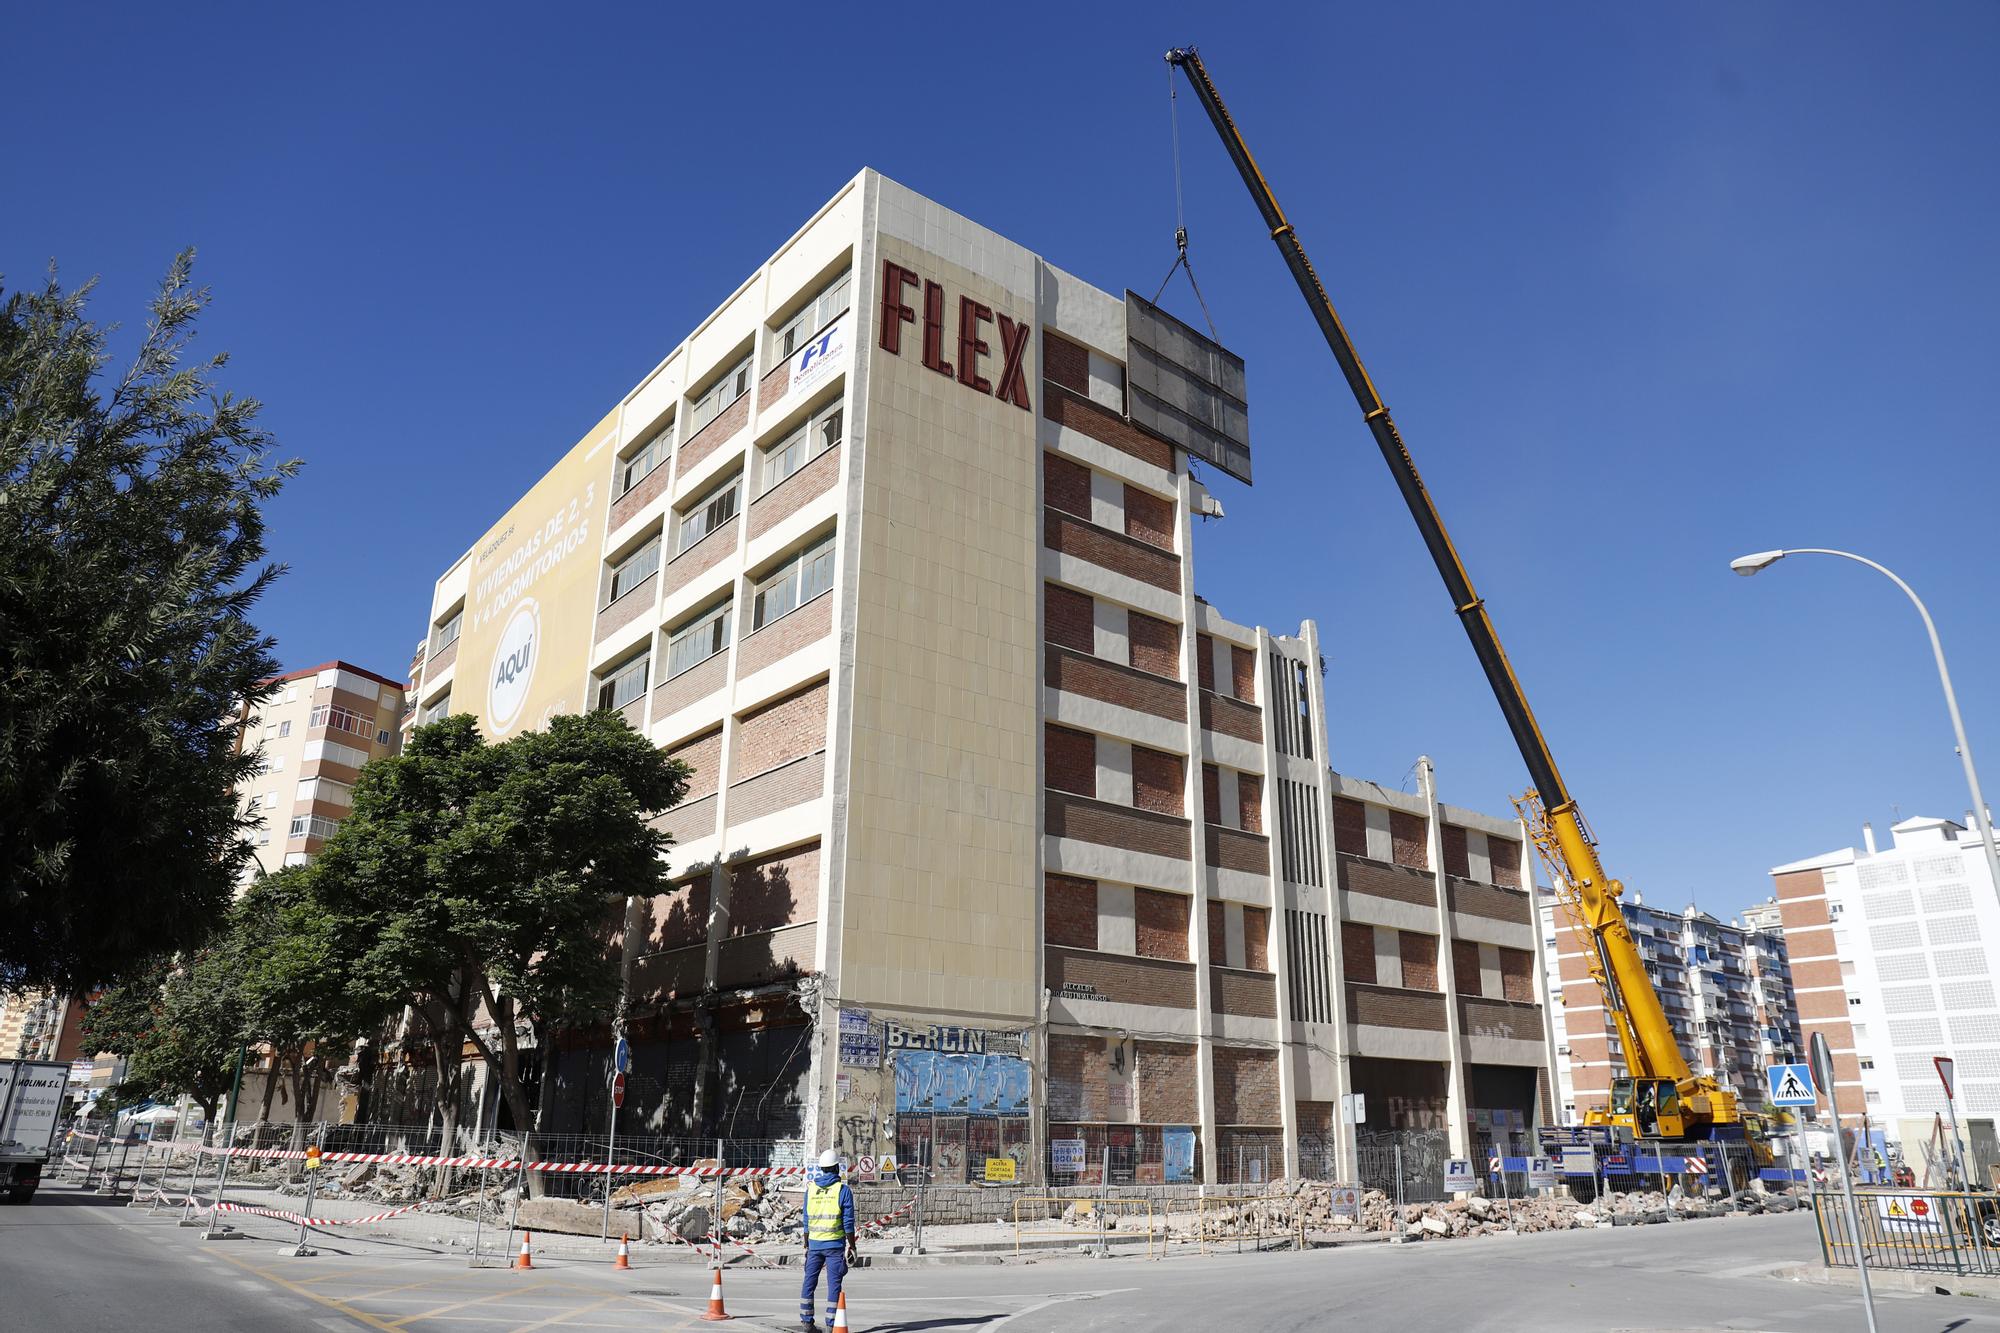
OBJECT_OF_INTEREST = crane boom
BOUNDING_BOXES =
[1165,47,1736,1131]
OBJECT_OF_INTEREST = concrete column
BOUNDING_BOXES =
[1255,627,1300,1181]
[1522,818,1564,1129]
[1174,468,1221,1185]
[1424,758,1474,1158]
[1303,622,1358,1182]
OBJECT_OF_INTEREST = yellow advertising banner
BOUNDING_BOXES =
[455,409,616,737]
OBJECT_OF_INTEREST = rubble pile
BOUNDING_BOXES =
[612,1161,806,1244]
[1181,1179,1806,1243]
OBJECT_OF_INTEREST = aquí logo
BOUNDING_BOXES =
[488,598,539,733]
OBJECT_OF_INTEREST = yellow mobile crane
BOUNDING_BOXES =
[1165,47,1745,1147]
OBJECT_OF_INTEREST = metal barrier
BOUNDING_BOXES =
[1164,1193,1302,1254]
[1814,1189,2000,1276]
[1011,1195,1158,1258]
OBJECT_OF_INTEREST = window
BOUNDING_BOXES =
[310,704,373,738]
[752,534,834,630]
[676,476,740,554]
[607,534,662,604]
[618,423,672,496]
[434,610,463,651]
[288,814,339,841]
[761,400,842,495]
[688,353,752,435]
[1828,902,1844,920]
[279,720,292,738]
[1860,1058,1875,1070]
[420,694,451,725]
[376,728,391,745]
[597,653,650,711]
[665,598,732,678]
[772,269,852,359]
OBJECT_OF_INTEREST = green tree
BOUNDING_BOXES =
[82,941,247,1137]
[237,866,383,1134]
[313,711,688,1169]
[0,253,296,993]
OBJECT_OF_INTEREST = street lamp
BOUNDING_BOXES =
[1730,547,2000,913]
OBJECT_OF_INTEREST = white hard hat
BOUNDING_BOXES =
[818,1149,840,1170]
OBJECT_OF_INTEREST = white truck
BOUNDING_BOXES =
[0,1059,72,1204]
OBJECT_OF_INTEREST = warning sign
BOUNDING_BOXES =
[983,1156,1018,1184]
[1877,1194,1942,1229]
[1329,1185,1360,1220]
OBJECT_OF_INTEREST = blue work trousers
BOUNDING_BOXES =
[800,1245,847,1325]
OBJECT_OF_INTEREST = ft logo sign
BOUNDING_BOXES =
[877,261,1031,411]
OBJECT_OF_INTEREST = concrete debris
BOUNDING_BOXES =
[1177,1179,1810,1243]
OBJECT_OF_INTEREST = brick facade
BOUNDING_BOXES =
[1451,939,1483,996]
[678,388,750,472]
[1045,508,1180,593]
[1400,931,1439,991]
[1196,634,1215,692]
[726,749,824,823]
[1044,385,1172,471]
[1135,889,1189,961]
[1131,746,1184,816]
[1047,647,1186,723]
[1206,826,1271,875]
[1044,582,1094,654]
[1212,1046,1280,1125]
[1243,906,1269,971]
[1348,983,1448,1031]
[1044,451,1091,518]
[1489,836,1522,888]
[1230,645,1256,702]
[734,678,828,776]
[1202,764,1221,825]
[748,444,840,540]
[1136,1042,1198,1123]
[1211,969,1277,1018]
[669,727,725,803]
[728,842,819,934]
[1045,873,1098,950]
[1331,797,1367,855]
[1126,611,1180,679]
[1339,856,1436,908]
[737,587,831,678]
[1200,692,1262,744]
[1441,823,1470,878]
[1341,922,1377,984]
[653,649,727,721]
[664,517,739,595]
[1498,947,1535,1003]
[595,573,658,641]
[1390,811,1429,870]
[1045,723,1096,797]
[1123,484,1174,552]
[1047,947,1196,1009]
[1043,330,1090,394]
[1045,792,1190,860]
[1450,879,1532,925]
[1236,773,1263,834]
[608,461,671,533]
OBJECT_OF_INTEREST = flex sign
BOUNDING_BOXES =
[877,261,1031,411]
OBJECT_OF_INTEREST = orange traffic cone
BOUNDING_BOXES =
[700,1266,733,1321]
[831,1290,848,1332]
[614,1233,632,1269]
[514,1231,534,1270]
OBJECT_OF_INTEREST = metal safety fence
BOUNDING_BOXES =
[1814,1189,2000,1277]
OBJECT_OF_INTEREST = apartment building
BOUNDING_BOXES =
[233,662,408,880]
[1541,893,1802,1119]
[402,169,1554,1183]
[1770,815,2000,1129]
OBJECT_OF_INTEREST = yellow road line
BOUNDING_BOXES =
[385,1280,564,1328]
[500,1294,625,1332]
[209,1250,406,1333]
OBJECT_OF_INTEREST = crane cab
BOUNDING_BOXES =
[1608,1076,1690,1140]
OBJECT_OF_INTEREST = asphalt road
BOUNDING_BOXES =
[7,1179,2000,1331]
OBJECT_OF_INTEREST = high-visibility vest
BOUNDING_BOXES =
[806,1180,846,1242]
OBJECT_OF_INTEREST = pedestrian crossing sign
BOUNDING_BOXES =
[1768,1063,1816,1107]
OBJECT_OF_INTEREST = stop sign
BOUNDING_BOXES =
[611,1072,627,1108]
[1912,1198,1931,1218]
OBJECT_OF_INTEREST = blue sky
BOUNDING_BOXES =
[7,3,1997,917]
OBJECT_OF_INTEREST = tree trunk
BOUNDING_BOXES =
[493,998,542,1197]
[198,1096,221,1145]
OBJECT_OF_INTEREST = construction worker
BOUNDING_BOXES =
[799,1149,856,1331]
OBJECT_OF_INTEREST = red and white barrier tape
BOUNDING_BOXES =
[161,1141,808,1177]
[861,1200,915,1235]
[215,1199,436,1227]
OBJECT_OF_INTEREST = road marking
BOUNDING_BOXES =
[500,1294,624,1332]
[207,1250,407,1332]
[383,1280,564,1328]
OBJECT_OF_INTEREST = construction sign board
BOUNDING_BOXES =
[983,1156,1017,1184]
[1768,1063,1817,1107]
[1556,1147,1597,1176]
[1527,1157,1557,1189]
[1329,1185,1360,1220]
[1877,1194,1942,1230]
[1443,1159,1475,1191]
